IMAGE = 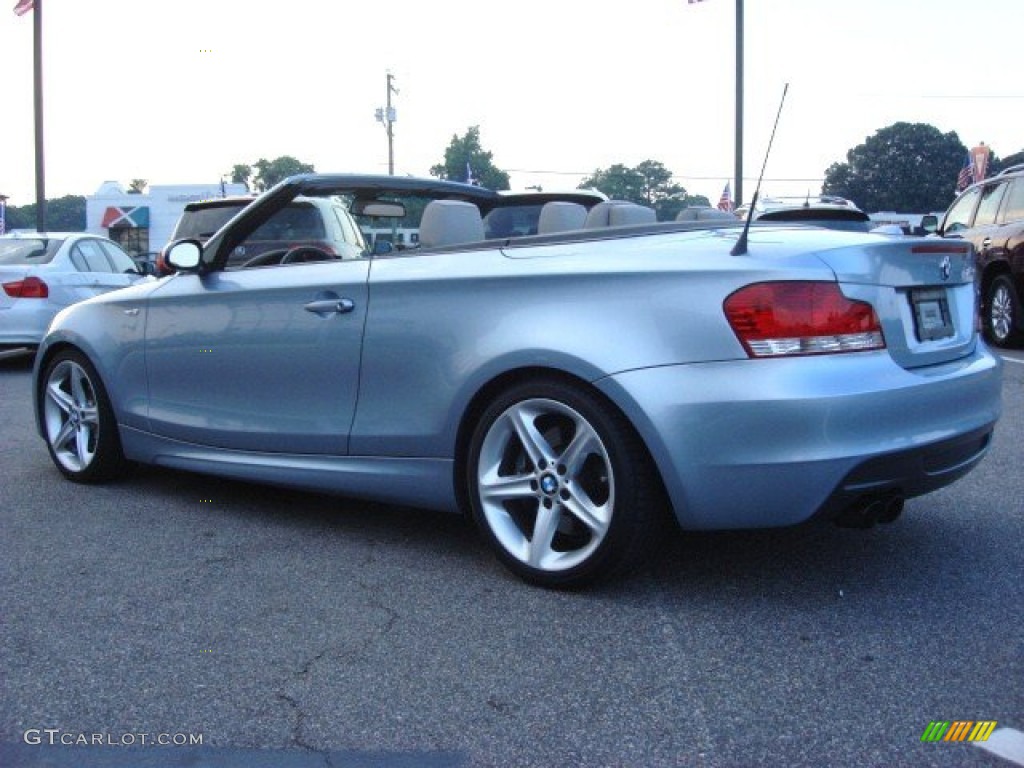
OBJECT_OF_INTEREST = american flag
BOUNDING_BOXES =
[12,0,34,16]
[956,151,973,194]
[717,182,734,212]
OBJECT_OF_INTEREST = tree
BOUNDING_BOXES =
[251,156,315,192]
[993,149,1024,174]
[127,179,148,194]
[823,123,967,212]
[4,196,86,231]
[579,160,701,220]
[230,163,253,190]
[430,126,510,190]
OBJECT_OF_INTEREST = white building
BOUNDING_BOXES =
[86,180,249,256]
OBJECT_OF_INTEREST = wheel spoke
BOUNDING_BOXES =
[46,379,74,415]
[75,424,94,466]
[53,419,76,454]
[559,420,602,477]
[480,471,536,503]
[561,489,611,537]
[507,406,555,468]
[79,404,100,428]
[70,367,91,408]
[528,504,562,568]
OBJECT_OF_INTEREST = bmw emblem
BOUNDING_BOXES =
[540,475,558,495]
[940,255,951,281]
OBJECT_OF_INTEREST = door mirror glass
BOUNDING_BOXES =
[166,241,202,271]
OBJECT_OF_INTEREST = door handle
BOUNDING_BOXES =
[304,298,355,316]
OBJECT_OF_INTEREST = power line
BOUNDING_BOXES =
[503,168,824,183]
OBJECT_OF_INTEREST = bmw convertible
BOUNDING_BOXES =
[32,174,1002,587]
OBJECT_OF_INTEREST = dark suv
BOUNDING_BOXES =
[934,164,1024,347]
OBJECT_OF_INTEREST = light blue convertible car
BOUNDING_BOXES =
[32,174,1002,587]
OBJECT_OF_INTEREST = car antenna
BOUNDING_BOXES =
[731,82,789,257]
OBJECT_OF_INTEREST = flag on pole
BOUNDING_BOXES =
[970,143,990,185]
[717,182,734,212]
[465,162,475,185]
[12,0,34,15]
[956,151,973,194]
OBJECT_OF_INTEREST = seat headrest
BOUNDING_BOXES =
[583,200,657,228]
[537,202,588,234]
[419,200,485,248]
[676,207,738,221]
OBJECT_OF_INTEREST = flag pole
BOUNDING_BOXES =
[33,0,46,232]
[734,0,744,208]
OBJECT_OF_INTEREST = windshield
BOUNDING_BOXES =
[173,206,247,240]
[174,202,326,242]
[0,238,61,265]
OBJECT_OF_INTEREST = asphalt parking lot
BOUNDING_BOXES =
[1,347,1021,767]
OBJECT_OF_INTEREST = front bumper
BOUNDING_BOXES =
[597,345,1002,530]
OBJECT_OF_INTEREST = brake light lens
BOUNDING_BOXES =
[724,281,885,358]
[2,276,49,299]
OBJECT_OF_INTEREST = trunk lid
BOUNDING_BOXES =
[813,238,977,369]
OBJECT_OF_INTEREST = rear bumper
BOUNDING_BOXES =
[812,425,994,523]
[0,304,55,345]
[597,345,1002,530]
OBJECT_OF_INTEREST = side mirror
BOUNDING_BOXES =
[920,214,938,235]
[373,240,394,256]
[166,240,202,271]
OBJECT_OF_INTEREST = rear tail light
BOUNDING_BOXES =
[724,281,885,358]
[2,276,49,299]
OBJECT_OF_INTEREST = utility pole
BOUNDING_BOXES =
[375,72,398,176]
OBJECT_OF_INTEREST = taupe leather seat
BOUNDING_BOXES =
[583,200,657,228]
[676,206,739,221]
[537,201,588,234]
[419,200,485,248]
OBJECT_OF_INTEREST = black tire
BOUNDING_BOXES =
[985,274,1023,348]
[39,349,126,483]
[466,378,665,588]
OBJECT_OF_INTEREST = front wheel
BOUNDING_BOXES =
[466,379,664,588]
[40,350,126,482]
[985,275,1023,348]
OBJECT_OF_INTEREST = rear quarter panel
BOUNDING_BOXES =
[350,229,834,457]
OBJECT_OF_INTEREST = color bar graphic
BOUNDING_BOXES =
[921,721,997,742]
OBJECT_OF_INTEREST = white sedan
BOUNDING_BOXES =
[0,232,153,351]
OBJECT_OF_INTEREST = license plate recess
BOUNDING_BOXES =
[910,288,954,342]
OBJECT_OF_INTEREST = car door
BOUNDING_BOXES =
[59,239,122,305]
[144,258,370,454]
[965,181,1010,272]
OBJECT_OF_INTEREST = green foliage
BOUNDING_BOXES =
[127,179,148,194]
[230,163,253,190]
[578,160,700,220]
[250,156,315,192]
[4,195,86,232]
[429,126,510,190]
[823,123,967,211]
[993,149,1024,173]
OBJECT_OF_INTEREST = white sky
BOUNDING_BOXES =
[0,0,1021,208]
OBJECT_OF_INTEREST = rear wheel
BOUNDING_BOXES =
[40,350,126,482]
[466,378,663,588]
[985,275,1023,347]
